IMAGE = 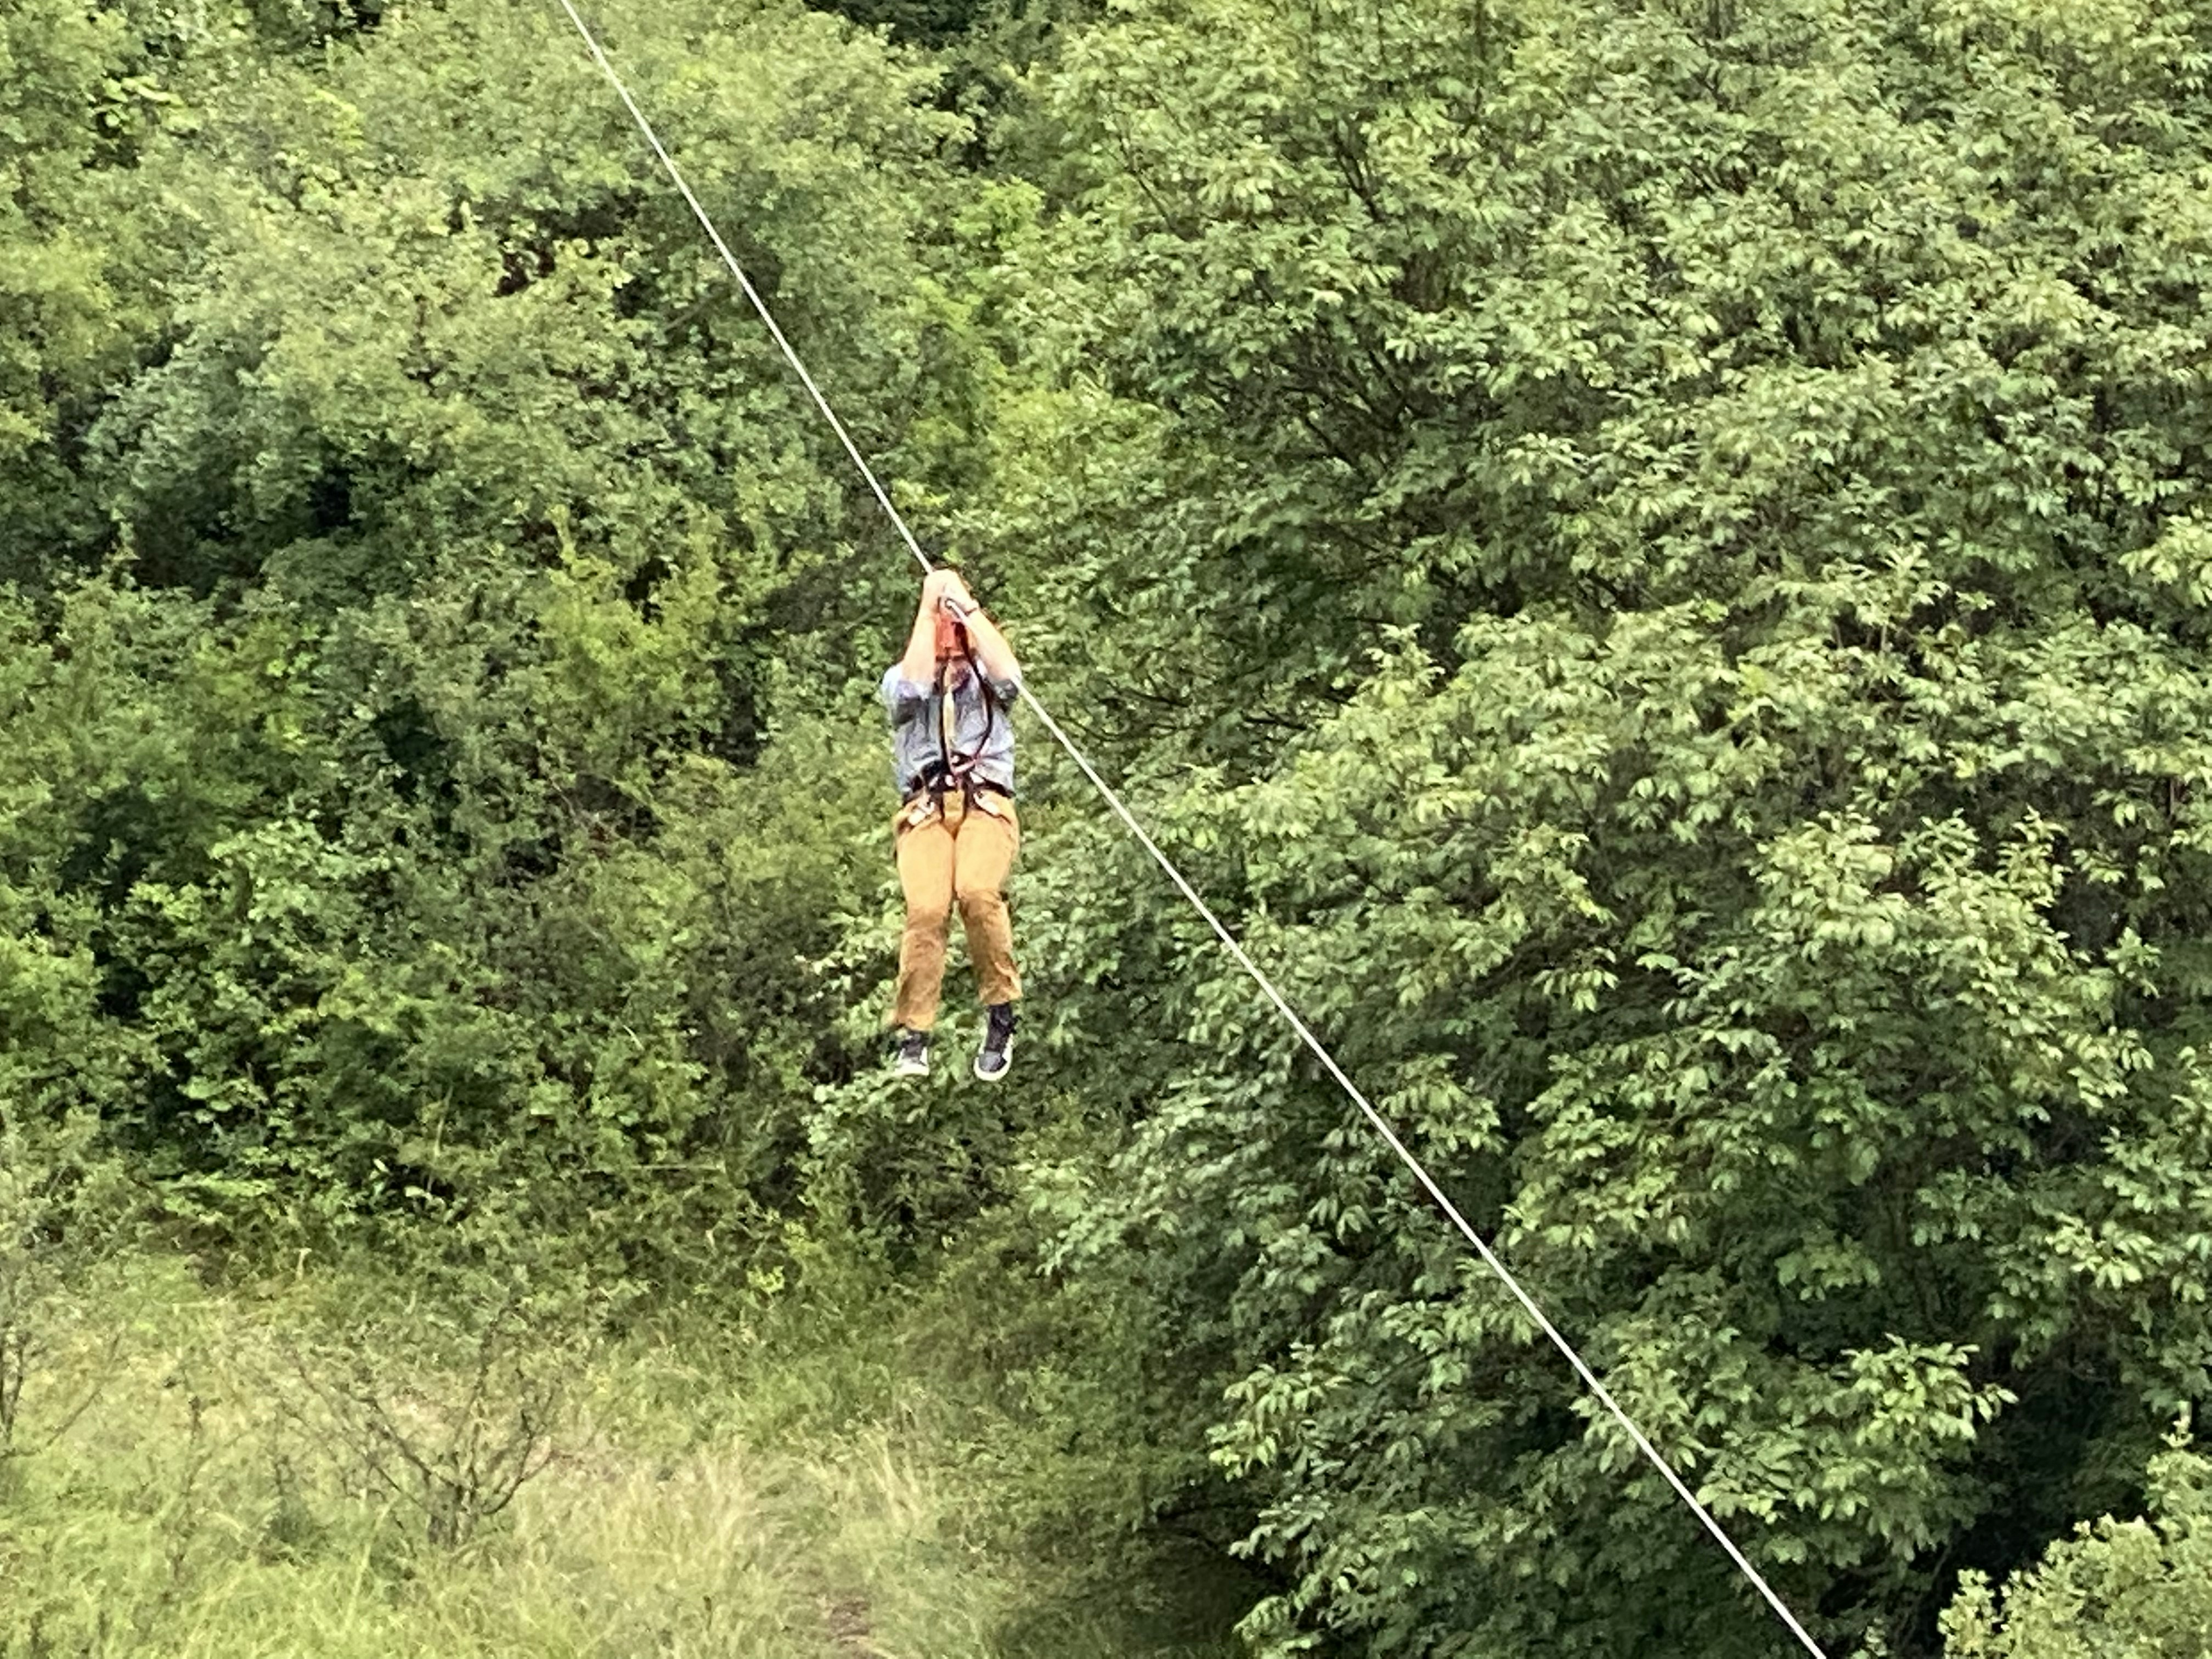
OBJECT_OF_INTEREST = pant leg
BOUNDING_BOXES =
[952,794,1021,1007]
[891,799,956,1031]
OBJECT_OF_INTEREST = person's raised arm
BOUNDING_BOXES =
[940,572,1021,687]
[900,568,956,686]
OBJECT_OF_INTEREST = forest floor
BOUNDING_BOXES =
[0,1251,1249,1658]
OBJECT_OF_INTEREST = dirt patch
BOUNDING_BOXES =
[818,1590,877,1656]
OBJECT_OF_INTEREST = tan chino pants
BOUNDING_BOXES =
[891,789,1021,1032]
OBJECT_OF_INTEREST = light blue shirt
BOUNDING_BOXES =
[882,661,1020,797]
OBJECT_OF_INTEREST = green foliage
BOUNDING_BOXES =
[15,0,2212,1652]
[0,0,145,556]
[964,0,2212,1651]
[1941,1435,2212,1658]
[0,0,124,458]
[3,0,981,1259]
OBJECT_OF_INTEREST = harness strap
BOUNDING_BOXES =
[902,773,1012,806]
[923,648,1001,805]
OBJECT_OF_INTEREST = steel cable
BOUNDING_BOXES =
[553,5,1831,1652]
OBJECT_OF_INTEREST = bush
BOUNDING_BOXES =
[0,1110,136,1459]
[1942,1435,2212,1659]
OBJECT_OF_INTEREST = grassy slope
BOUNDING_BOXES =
[0,1255,1246,1658]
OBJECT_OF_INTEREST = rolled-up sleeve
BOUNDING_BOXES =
[882,664,932,721]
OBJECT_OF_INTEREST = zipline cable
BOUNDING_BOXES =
[553,6,1830,1654]
[556,0,932,578]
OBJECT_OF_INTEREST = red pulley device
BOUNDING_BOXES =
[933,599,970,663]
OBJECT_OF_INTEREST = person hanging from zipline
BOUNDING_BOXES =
[883,567,1023,1081]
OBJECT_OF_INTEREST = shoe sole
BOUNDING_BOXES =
[974,1037,1012,1082]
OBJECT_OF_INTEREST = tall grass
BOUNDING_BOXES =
[0,1256,1246,1658]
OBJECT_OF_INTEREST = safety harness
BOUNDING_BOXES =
[905,637,1007,810]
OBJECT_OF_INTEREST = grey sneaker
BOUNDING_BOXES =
[974,1003,1015,1082]
[893,1029,930,1077]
